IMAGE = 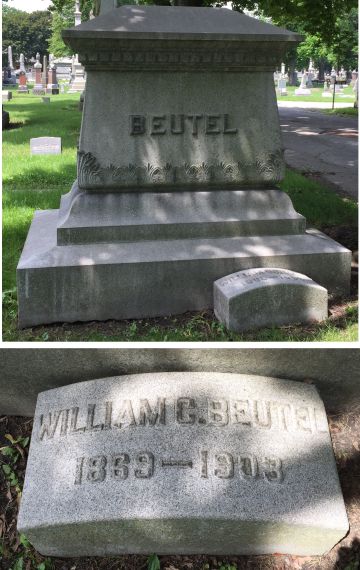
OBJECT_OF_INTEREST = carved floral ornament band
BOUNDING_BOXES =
[77,150,284,189]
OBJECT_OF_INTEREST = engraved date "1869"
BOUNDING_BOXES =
[74,451,284,485]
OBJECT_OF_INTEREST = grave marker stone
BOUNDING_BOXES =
[18,55,29,93]
[46,54,60,94]
[16,6,351,327]
[214,268,328,332]
[42,55,48,87]
[68,0,86,93]
[17,372,349,556]
[30,137,62,155]
[32,53,45,95]
[295,71,311,95]
[277,77,288,96]
[4,46,17,85]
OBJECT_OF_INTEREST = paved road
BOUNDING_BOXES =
[278,106,358,199]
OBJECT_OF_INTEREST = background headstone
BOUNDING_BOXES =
[32,53,45,95]
[68,0,86,93]
[42,55,48,87]
[295,71,311,95]
[46,55,60,94]
[4,46,17,85]
[30,137,62,155]
[18,55,29,93]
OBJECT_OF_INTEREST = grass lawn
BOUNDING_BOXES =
[321,107,358,117]
[2,91,358,342]
[276,84,356,103]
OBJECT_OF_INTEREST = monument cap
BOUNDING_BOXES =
[62,5,303,71]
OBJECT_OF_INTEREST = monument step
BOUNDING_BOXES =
[17,209,351,327]
[57,185,306,245]
[17,372,348,556]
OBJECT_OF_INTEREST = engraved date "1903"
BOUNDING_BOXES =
[74,451,284,485]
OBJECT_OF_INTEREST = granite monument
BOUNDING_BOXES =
[16,6,351,327]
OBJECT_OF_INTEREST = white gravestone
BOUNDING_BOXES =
[18,372,349,557]
[295,71,311,95]
[30,137,62,155]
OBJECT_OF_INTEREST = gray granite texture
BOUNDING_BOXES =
[214,268,328,332]
[17,209,350,328]
[17,372,348,556]
[75,71,284,191]
[57,183,305,245]
[1,348,359,417]
[61,6,302,192]
[15,6,350,326]
[63,5,302,43]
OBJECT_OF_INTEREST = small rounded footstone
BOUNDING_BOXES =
[17,372,348,557]
[214,267,328,332]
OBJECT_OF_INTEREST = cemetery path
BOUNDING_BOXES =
[279,107,358,200]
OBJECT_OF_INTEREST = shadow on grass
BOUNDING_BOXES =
[3,164,77,192]
[2,96,81,150]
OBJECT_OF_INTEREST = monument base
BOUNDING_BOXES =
[57,184,306,245]
[46,85,59,95]
[17,208,351,328]
[32,84,45,95]
[18,86,29,94]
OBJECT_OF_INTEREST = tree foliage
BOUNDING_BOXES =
[231,0,357,46]
[2,6,51,66]
[45,0,358,70]
[48,0,93,56]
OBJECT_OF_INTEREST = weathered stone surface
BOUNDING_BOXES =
[18,372,348,556]
[17,210,350,328]
[76,71,284,191]
[15,5,351,326]
[62,6,302,191]
[214,268,328,332]
[57,183,305,245]
[30,137,61,155]
[1,349,359,417]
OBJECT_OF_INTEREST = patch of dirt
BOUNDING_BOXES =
[322,224,358,255]
[1,405,360,570]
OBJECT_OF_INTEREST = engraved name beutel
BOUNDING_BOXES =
[129,114,238,136]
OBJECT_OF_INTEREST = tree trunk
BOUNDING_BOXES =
[288,56,297,86]
[318,58,325,82]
